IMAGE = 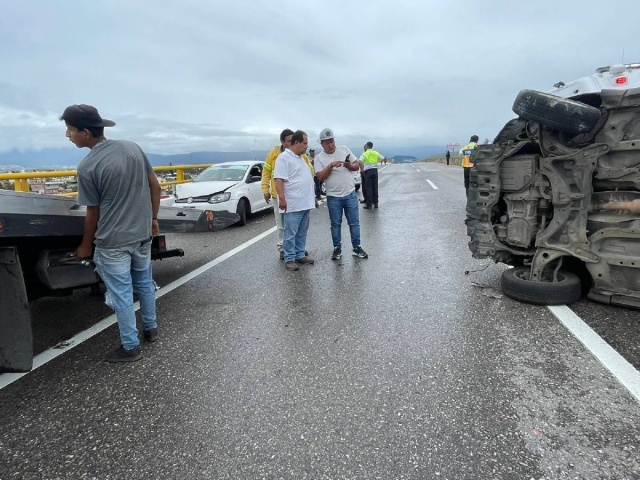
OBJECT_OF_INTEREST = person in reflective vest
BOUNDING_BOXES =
[461,135,479,197]
[360,141,386,209]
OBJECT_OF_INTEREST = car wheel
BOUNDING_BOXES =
[493,117,528,144]
[512,89,601,135]
[501,266,581,306]
[236,198,248,226]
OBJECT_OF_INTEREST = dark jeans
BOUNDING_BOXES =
[326,191,360,249]
[364,168,379,206]
[313,176,322,198]
[446,157,450,165]
[463,167,471,197]
[360,171,367,203]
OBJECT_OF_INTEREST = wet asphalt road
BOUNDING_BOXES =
[1,163,640,479]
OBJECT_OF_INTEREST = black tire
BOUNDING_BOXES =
[501,266,581,306]
[493,117,528,144]
[236,198,248,226]
[512,89,601,135]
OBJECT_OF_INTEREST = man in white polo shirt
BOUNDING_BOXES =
[315,128,368,260]
[274,130,316,271]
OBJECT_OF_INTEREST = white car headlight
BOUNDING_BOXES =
[208,192,231,204]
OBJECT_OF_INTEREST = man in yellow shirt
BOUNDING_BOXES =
[261,129,315,259]
[461,135,479,197]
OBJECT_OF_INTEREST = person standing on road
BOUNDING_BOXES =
[358,154,368,205]
[60,104,161,363]
[262,129,294,259]
[315,128,368,260]
[445,150,451,165]
[274,130,316,272]
[262,129,315,259]
[309,148,323,200]
[360,142,386,209]
[461,135,479,197]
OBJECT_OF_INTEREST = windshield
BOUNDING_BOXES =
[194,165,248,183]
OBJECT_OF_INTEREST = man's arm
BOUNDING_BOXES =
[343,159,360,172]
[148,173,161,236]
[316,161,344,181]
[76,206,99,259]
[275,178,286,211]
[262,149,276,202]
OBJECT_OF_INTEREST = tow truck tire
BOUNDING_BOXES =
[236,198,248,226]
[0,247,33,373]
[501,267,581,306]
[512,89,601,135]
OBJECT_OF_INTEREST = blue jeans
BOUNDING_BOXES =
[282,210,310,263]
[326,190,360,249]
[94,238,157,350]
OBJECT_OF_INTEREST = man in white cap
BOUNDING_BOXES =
[314,128,368,260]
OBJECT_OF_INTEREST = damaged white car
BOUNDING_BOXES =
[169,161,272,226]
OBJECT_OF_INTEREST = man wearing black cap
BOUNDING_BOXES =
[60,104,161,363]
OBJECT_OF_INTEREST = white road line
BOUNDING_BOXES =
[415,169,421,172]
[0,227,277,390]
[548,305,640,403]
[426,179,438,190]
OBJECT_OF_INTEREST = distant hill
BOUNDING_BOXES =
[0,148,270,170]
[0,145,446,170]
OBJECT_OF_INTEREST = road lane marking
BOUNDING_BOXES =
[548,305,640,403]
[0,226,277,390]
[426,179,438,190]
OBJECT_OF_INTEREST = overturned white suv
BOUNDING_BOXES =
[466,64,640,308]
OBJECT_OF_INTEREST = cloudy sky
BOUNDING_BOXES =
[1,0,639,155]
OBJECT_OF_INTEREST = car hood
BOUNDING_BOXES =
[176,181,238,199]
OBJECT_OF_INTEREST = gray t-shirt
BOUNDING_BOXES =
[77,139,153,249]
[314,145,357,198]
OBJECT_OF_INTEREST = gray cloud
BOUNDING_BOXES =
[1,0,639,156]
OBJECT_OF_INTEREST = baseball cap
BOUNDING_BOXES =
[318,128,334,143]
[60,104,116,128]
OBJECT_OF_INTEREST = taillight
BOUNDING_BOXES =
[616,77,627,85]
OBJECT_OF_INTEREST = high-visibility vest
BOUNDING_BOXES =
[461,142,477,168]
[362,149,382,165]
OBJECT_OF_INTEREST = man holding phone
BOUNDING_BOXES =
[315,128,368,260]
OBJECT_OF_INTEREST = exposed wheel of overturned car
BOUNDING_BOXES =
[512,89,601,135]
[501,267,581,306]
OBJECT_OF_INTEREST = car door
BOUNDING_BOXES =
[247,163,267,211]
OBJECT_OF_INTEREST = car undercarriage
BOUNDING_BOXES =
[466,87,640,308]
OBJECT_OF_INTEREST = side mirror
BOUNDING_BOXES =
[248,175,262,183]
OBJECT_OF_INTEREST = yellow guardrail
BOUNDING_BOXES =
[0,164,212,196]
